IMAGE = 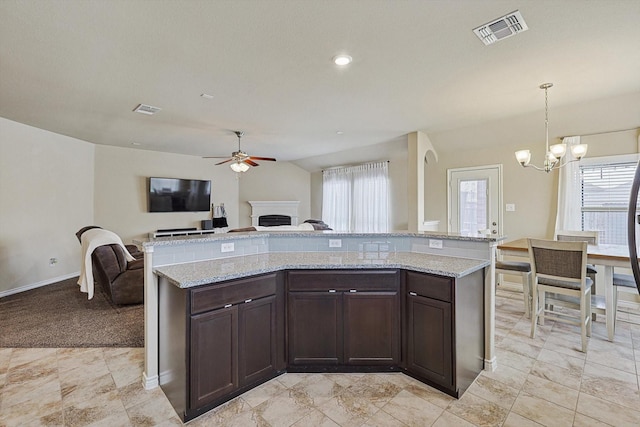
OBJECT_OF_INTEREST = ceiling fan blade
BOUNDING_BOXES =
[245,159,259,167]
[248,156,276,162]
[214,158,234,165]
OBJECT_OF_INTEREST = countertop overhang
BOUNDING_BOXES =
[136,230,504,248]
[154,251,490,288]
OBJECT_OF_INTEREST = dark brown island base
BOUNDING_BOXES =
[158,268,484,422]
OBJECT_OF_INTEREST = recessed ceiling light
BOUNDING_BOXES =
[200,93,214,99]
[131,142,142,146]
[336,131,344,135]
[333,55,352,66]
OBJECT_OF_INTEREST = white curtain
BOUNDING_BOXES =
[352,162,389,232]
[322,167,352,232]
[554,136,582,234]
[322,161,389,232]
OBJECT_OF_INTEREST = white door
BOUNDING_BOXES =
[448,165,503,236]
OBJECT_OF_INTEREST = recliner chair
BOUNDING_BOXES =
[76,226,144,305]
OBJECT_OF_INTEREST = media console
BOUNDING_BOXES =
[150,228,218,238]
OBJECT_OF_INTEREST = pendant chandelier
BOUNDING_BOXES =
[515,83,588,173]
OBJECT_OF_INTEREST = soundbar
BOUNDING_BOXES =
[157,227,197,233]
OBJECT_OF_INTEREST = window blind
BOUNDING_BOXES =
[580,160,639,244]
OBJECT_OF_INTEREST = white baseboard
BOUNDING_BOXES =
[0,272,80,298]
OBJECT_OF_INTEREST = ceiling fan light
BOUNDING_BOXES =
[230,161,250,173]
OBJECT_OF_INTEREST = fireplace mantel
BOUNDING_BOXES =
[248,201,300,226]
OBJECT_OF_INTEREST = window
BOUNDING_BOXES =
[580,157,640,245]
[322,161,389,232]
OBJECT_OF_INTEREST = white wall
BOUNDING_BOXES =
[94,145,240,242]
[301,138,409,231]
[0,118,94,294]
[238,161,311,227]
[426,93,640,241]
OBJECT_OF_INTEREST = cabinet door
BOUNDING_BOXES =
[239,295,277,386]
[288,292,343,365]
[190,305,238,409]
[407,293,453,388]
[344,291,399,365]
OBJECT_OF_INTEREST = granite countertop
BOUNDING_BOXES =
[154,251,490,288]
[135,230,504,247]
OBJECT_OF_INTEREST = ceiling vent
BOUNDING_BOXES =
[133,103,162,115]
[473,10,528,46]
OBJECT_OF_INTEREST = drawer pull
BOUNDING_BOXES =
[349,289,357,293]
[328,289,336,293]
[244,299,252,303]
[224,304,232,308]
[409,292,417,296]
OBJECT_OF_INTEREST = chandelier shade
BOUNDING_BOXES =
[515,83,587,173]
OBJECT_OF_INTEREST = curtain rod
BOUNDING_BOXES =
[322,160,389,172]
[560,127,639,139]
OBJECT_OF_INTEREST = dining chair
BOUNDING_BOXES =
[611,272,640,331]
[495,260,532,317]
[528,238,592,352]
[556,230,599,293]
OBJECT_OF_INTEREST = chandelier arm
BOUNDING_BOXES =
[521,163,547,172]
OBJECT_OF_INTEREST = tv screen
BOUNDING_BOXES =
[148,177,211,212]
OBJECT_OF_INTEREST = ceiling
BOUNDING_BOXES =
[1,1,639,167]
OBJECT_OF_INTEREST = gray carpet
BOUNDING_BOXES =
[0,277,143,348]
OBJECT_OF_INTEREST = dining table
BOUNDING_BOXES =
[497,237,639,341]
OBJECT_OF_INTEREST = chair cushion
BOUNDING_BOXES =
[613,273,638,289]
[495,260,531,272]
[538,276,593,290]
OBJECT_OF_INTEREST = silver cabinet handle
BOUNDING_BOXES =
[349,289,357,293]
[409,292,417,296]
[244,299,252,303]
[328,289,336,293]
[224,304,232,308]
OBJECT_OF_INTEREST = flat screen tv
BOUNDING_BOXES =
[148,177,211,212]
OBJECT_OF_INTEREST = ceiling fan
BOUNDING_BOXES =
[204,131,276,172]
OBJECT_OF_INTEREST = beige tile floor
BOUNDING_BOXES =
[2,288,640,426]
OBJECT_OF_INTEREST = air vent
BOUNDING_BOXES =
[133,103,162,115]
[473,10,528,46]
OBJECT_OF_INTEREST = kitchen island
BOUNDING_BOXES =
[134,230,503,420]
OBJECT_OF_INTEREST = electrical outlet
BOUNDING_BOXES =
[329,239,342,248]
[428,239,443,249]
[49,257,58,266]
[506,203,516,212]
[221,242,235,253]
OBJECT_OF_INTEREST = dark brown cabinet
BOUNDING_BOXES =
[344,291,399,365]
[288,291,343,365]
[238,295,277,385]
[407,292,452,387]
[287,270,400,369]
[404,269,484,397]
[159,272,284,422]
[160,266,485,422]
[190,305,238,408]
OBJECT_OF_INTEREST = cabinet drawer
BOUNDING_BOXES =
[191,273,277,314]
[288,270,398,292]
[406,271,452,303]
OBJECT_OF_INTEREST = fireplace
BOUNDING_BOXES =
[258,214,292,227]
[248,201,300,227]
